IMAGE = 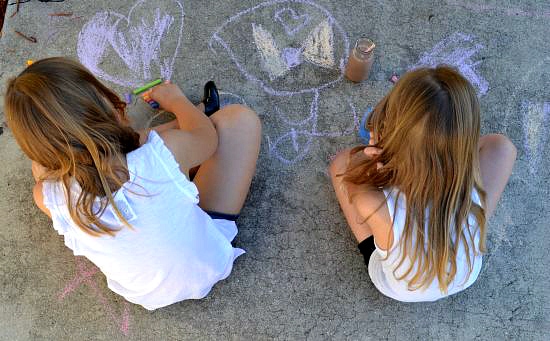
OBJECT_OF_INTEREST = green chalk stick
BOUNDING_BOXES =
[132,79,163,95]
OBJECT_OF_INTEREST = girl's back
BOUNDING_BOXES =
[42,130,243,310]
[368,187,483,301]
[330,65,516,302]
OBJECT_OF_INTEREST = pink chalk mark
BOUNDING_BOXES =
[58,257,131,336]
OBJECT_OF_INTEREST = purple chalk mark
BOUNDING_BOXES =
[282,47,303,68]
[267,93,359,164]
[410,32,488,96]
[446,0,550,19]
[521,100,550,175]
[274,8,311,36]
[58,257,131,336]
[208,0,349,97]
[208,0,354,165]
[77,0,184,87]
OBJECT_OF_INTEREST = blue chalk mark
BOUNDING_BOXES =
[358,107,372,144]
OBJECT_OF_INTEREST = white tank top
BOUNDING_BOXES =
[368,188,483,302]
[42,131,244,310]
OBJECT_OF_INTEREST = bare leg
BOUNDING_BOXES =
[193,104,261,215]
[329,148,373,243]
[478,134,517,217]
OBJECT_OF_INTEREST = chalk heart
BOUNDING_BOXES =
[274,8,310,36]
[77,0,184,87]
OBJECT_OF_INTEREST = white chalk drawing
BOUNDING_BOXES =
[77,0,184,87]
[252,23,291,80]
[521,100,550,175]
[252,19,335,81]
[410,32,489,96]
[502,57,550,179]
[210,0,354,165]
[219,91,248,107]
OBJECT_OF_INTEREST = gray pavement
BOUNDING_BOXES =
[0,0,549,340]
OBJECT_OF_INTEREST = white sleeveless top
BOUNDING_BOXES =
[42,131,244,310]
[368,188,483,302]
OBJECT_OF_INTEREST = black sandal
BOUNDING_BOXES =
[202,81,220,116]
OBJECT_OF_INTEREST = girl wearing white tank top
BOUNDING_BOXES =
[329,66,516,301]
[5,57,261,310]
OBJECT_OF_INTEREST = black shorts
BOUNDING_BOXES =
[205,210,240,221]
[358,236,376,269]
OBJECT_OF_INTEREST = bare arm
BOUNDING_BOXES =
[145,82,218,173]
[478,134,517,217]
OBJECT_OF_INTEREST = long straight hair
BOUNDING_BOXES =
[5,57,141,236]
[343,66,487,293]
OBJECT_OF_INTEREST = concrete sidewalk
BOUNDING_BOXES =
[0,0,548,339]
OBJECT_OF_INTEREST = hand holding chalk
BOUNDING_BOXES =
[133,79,163,109]
[144,81,187,113]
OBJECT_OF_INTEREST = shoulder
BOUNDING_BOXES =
[33,181,52,219]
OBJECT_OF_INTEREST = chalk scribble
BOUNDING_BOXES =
[210,0,353,165]
[410,32,489,96]
[58,257,131,336]
[520,100,550,175]
[77,0,184,87]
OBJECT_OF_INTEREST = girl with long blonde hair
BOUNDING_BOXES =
[5,57,261,310]
[329,66,516,301]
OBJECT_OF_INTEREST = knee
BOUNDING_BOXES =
[213,104,261,135]
[481,134,517,160]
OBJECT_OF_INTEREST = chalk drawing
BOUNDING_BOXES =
[252,18,335,81]
[77,0,184,87]
[58,257,130,336]
[410,32,489,96]
[446,0,550,19]
[252,23,290,80]
[302,19,335,69]
[209,0,349,96]
[210,0,353,165]
[274,8,310,36]
[219,91,248,107]
[266,94,359,164]
[501,56,550,180]
[520,100,550,175]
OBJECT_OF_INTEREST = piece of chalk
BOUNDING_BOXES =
[26,59,34,66]
[124,93,132,104]
[132,79,162,95]
[358,108,372,145]
[389,74,399,84]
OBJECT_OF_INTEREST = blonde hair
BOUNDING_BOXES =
[4,57,141,236]
[344,66,487,293]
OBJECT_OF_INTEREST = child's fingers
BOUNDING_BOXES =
[363,146,382,158]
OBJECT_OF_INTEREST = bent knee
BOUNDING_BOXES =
[482,134,517,160]
[214,104,261,134]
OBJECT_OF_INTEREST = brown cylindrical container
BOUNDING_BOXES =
[344,38,376,83]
